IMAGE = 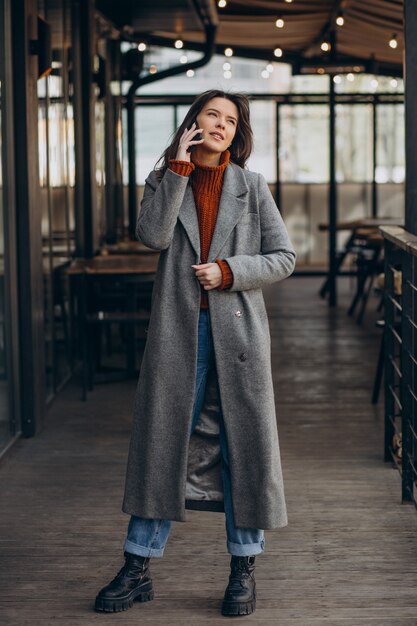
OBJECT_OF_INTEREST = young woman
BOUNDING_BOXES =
[95,89,296,617]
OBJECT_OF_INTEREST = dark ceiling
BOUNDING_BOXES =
[96,0,404,74]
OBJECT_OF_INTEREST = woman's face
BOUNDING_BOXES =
[195,97,239,155]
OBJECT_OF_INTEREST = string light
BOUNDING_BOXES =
[138,42,147,51]
[175,39,184,49]
[317,67,325,74]
[224,47,233,57]
[275,17,284,28]
[336,13,344,27]
[370,78,378,89]
[149,65,157,74]
[186,69,194,77]
[320,41,331,52]
[223,70,232,79]
[274,47,283,57]
[261,69,270,79]
[347,72,354,82]
[223,62,231,70]
[284,0,293,3]
[390,78,398,88]
[180,55,188,64]
[266,63,274,72]
[389,34,398,49]
[218,0,227,6]
[333,75,342,84]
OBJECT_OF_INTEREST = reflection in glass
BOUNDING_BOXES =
[247,100,276,182]
[96,99,106,243]
[280,105,329,183]
[335,105,373,183]
[39,0,75,399]
[377,105,405,183]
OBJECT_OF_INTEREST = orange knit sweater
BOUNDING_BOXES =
[168,149,234,309]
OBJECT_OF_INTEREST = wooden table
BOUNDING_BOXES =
[67,254,159,399]
[99,241,159,256]
[318,217,404,232]
[318,218,404,301]
[67,253,159,275]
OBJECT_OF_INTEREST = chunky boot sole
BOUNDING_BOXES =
[221,595,256,617]
[94,580,154,613]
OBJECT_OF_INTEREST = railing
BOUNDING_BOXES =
[381,226,417,507]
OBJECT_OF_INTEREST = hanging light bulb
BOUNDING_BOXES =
[224,47,233,57]
[218,0,227,6]
[336,13,344,27]
[347,72,354,82]
[266,63,274,72]
[261,69,270,79]
[321,41,331,52]
[390,78,398,88]
[275,17,284,28]
[180,55,188,64]
[389,34,398,49]
[138,42,147,52]
[223,70,232,79]
[317,67,325,75]
[274,47,283,58]
[223,62,231,70]
[186,69,194,77]
[284,0,292,3]
[149,65,157,74]
[333,75,342,84]
[175,39,184,49]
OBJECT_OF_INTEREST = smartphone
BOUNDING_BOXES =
[187,117,203,152]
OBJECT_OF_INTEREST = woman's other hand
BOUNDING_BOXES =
[175,123,205,161]
[191,263,222,290]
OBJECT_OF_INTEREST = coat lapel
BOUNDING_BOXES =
[208,163,249,262]
[178,184,201,259]
[178,162,249,262]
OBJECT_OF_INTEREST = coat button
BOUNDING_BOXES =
[238,352,247,362]
[235,310,242,318]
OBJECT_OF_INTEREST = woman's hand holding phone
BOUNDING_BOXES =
[175,122,204,161]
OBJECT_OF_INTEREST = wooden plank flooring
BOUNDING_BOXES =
[2,276,417,625]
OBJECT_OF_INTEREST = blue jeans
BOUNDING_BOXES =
[124,309,265,558]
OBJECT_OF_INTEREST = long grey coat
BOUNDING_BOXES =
[122,161,296,530]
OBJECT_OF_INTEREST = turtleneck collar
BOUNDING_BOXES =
[191,149,230,170]
[190,149,230,196]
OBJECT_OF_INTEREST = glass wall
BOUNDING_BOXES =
[38,0,75,401]
[0,0,19,453]
[121,46,404,268]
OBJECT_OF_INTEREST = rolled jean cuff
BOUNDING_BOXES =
[227,538,265,557]
[123,538,165,558]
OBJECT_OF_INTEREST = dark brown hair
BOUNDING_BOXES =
[154,89,253,178]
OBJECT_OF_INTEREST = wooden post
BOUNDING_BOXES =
[404,0,417,236]
[72,0,97,257]
[11,0,45,435]
[328,74,337,307]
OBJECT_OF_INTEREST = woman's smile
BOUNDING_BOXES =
[209,131,224,141]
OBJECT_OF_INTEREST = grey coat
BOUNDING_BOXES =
[122,161,296,529]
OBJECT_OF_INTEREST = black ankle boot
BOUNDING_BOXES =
[221,555,256,616]
[94,551,154,612]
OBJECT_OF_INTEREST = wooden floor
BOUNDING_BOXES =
[2,277,417,625]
